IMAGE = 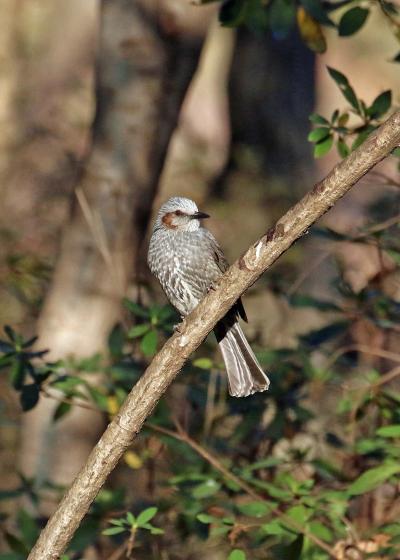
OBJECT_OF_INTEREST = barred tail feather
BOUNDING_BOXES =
[217,322,270,398]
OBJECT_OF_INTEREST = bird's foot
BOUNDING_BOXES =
[206,282,217,293]
[173,319,184,333]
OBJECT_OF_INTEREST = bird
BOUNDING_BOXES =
[147,196,270,398]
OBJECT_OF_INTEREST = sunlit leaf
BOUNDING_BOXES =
[136,507,158,526]
[309,113,329,125]
[297,7,327,52]
[102,526,125,536]
[308,521,333,542]
[193,358,213,370]
[124,451,143,470]
[192,479,221,499]
[314,135,333,157]
[126,512,136,525]
[10,358,26,390]
[140,330,158,356]
[308,127,331,143]
[197,513,219,524]
[348,464,400,495]
[376,425,400,438]
[236,501,271,517]
[337,137,350,158]
[228,550,246,560]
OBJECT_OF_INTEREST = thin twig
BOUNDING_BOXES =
[324,344,400,372]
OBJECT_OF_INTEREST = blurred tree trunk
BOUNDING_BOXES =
[19,0,201,502]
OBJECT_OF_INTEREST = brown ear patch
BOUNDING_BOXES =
[162,212,177,229]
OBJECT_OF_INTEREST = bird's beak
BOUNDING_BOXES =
[192,211,210,220]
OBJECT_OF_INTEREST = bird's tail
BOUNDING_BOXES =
[215,320,270,398]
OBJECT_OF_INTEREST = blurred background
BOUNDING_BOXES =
[1,1,400,558]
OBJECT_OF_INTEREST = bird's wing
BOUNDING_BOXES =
[202,228,248,323]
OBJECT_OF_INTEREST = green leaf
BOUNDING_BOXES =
[337,137,350,158]
[136,507,158,526]
[308,127,331,143]
[286,505,312,526]
[17,509,39,547]
[193,358,213,370]
[308,521,333,542]
[348,464,400,495]
[237,501,271,517]
[4,325,17,342]
[144,524,164,534]
[300,321,350,347]
[288,294,340,312]
[102,526,126,536]
[376,425,400,438]
[228,550,246,560]
[192,479,221,499]
[197,513,219,524]
[10,358,26,390]
[108,324,125,358]
[368,90,392,118]
[309,113,329,125]
[126,512,136,525]
[123,299,149,318]
[20,384,40,412]
[128,324,150,339]
[272,534,304,559]
[87,386,108,410]
[269,0,296,38]
[140,330,158,356]
[338,7,369,36]
[53,402,71,422]
[314,135,333,158]
[261,520,288,535]
[327,67,359,111]
[110,519,125,527]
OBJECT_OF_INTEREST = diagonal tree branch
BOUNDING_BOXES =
[28,110,400,560]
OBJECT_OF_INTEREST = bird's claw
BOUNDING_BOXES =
[173,320,184,334]
[207,282,217,293]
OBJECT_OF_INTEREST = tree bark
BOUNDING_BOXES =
[27,110,400,559]
[19,0,201,492]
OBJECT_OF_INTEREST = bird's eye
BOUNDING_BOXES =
[175,210,183,216]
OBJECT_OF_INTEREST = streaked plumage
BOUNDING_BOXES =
[147,196,270,397]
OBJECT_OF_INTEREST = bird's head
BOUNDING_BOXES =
[155,197,209,232]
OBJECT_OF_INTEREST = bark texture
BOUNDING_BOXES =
[19,0,201,490]
[28,111,400,559]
